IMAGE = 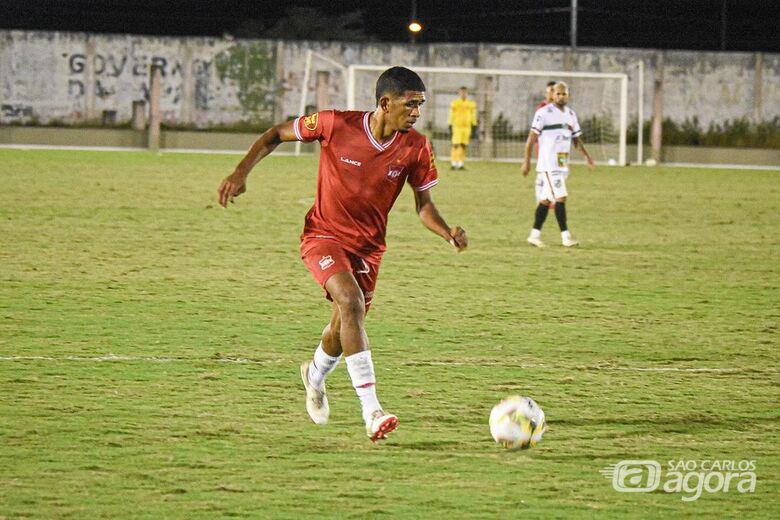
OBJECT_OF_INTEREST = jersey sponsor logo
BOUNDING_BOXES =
[303,113,318,131]
[557,152,569,168]
[386,165,405,180]
[318,255,335,270]
[340,156,362,167]
[555,134,571,142]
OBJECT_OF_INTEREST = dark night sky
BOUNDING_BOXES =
[3,0,778,52]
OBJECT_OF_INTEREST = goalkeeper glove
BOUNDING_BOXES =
[448,125,452,136]
[471,126,478,139]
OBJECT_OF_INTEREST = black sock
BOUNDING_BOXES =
[554,202,568,231]
[533,204,549,230]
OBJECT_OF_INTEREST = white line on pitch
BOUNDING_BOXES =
[0,355,775,373]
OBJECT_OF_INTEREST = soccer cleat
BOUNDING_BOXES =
[527,236,545,248]
[562,237,580,247]
[300,361,329,425]
[366,410,399,442]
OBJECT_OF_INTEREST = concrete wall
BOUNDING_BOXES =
[1,30,778,131]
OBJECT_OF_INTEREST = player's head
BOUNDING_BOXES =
[458,86,468,99]
[552,81,569,107]
[375,66,426,133]
[545,80,557,103]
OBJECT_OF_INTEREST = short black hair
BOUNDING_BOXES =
[546,80,557,88]
[375,66,426,105]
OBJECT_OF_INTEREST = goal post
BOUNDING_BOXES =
[346,65,631,166]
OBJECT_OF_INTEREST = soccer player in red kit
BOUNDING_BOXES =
[218,67,467,442]
[536,80,557,111]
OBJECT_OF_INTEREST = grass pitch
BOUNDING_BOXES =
[0,149,778,518]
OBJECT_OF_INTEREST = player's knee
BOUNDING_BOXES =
[556,197,567,203]
[540,200,551,207]
[330,287,365,321]
[338,295,365,322]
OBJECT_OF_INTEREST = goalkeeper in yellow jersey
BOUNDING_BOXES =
[448,87,478,170]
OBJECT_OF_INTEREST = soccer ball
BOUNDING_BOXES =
[489,396,547,450]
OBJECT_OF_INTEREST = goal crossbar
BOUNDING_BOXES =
[347,65,629,165]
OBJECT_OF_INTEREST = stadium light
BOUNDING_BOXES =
[408,0,422,43]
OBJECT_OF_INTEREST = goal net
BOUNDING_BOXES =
[343,65,629,165]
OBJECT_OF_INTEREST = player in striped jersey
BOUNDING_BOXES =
[521,82,594,247]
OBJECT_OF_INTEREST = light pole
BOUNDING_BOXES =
[571,0,578,48]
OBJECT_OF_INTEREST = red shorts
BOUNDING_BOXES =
[300,237,381,310]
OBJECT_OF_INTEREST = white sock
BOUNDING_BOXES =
[530,228,541,239]
[308,343,341,390]
[561,230,572,241]
[345,350,382,424]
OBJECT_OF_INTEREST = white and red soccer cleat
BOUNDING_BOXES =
[366,410,399,442]
[300,361,329,425]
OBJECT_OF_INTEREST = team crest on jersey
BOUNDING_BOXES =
[303,113,318,131]
[386,165,404,180]
[318,255,334,270]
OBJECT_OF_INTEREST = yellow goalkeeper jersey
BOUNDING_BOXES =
[448,98,477,128]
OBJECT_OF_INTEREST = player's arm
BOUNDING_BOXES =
[414,189,467,252]
[217,120,298,207]
[521,131,539,177]
[573,137,595,170]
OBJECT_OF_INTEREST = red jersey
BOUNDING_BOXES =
[293,110,438,261]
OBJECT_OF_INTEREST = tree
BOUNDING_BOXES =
[234,7,371,41]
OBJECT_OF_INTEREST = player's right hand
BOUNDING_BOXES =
[448,226,468,252]
[218,173,247,208]
[521,162,530,177]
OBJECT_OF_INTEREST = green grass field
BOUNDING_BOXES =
[1,149,778,518]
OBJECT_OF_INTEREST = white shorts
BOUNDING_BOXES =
[535,171,568,203]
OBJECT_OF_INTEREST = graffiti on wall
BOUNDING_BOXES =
[63,52,203,105]
[2,104,34,119]
[214,42,276,125]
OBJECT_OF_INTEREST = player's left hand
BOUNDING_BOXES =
[448,226,468,252]
[470,127,478,140]
[218,172,248,207]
